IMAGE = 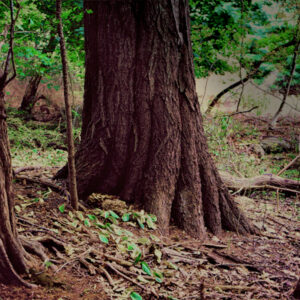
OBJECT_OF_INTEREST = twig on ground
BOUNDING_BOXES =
[205,283,255,291]
[54,259,76,274]
[97,266,114,286]
[277,154,300,176]
[105,262,148,292]
[17,217,66,242]
[229,106,258,117]
[103,253,133,267]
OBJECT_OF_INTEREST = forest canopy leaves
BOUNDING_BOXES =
[0,0,299,95]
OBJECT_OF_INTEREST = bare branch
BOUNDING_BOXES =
[5,0,21,86]
[270,17,300,127]
[228,106,258,117]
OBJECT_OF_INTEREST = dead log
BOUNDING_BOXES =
[219,171,300,193]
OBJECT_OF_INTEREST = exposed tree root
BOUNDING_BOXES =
[0,239,35,288]
[98,266,114,286]
[18,217,67,243]
[20,237,58,272]
[34,235,67,251]
[79,257,96,275]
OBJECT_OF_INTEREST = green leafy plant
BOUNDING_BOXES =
[58,204,65,213]
[130,292,143,300]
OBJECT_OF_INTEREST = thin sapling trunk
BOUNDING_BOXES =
[56,0,79,210]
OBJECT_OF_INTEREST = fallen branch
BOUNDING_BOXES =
[13,166,50,175]
[205,283,255,291]
[228,106,258,117]
[105,262,146,291]
[277,154,300,176]
[104,253,133,267]
[15,175,65,193]
[220,171,300,192]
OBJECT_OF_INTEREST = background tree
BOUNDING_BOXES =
[0,0,32,287]
[270,21,300,127]
[0,0,85,114]
[189,0,300,113]
[57,0,256,238]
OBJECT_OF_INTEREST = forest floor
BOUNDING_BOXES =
[0,110,299,300]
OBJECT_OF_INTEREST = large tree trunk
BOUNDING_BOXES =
[0,89,31,286]
[0,0,33,287]
[57,0,256,238]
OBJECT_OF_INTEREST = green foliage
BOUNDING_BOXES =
[141,261,152,276]
[44,260,53,269]
[130,292,143,300]
[204,114,299,181]
[6,107,70,166]
[0,0,84,89]
[98,234,109,244]
[58,204,65,213]
[190,0,300,95]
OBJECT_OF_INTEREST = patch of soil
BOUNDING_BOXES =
[1,166,299,299]
[0,272,109,300]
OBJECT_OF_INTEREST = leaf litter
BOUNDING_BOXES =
[1,167,299,300]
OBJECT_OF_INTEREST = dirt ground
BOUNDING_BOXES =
[0,168,299,300]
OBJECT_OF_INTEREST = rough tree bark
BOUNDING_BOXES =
[293,278,300,298]
[57,0,256,238]
[0,90,30,286]
[0,0,32,286]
